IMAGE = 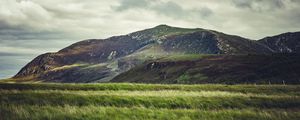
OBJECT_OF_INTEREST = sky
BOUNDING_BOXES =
[0,0,300,79]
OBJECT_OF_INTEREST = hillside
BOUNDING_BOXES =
[258,32,300,53]
[9,25,300,83]
[112,54,300,84]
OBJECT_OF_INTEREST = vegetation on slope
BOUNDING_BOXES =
[112,54,300,84]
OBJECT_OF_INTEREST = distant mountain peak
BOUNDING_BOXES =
[152,24,201,31]
[154,24,171,28]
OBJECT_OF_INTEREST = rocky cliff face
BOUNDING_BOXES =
[12,25,300,83]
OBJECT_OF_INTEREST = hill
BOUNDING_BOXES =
[9,25,300,83]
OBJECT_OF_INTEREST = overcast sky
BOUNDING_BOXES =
[0,0,300,79]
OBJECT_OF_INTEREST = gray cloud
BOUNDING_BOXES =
[152,1,187,18]
[0,0,82,41]
[232,0,285,12]
[0,27,71,41]
[114,0,149,11]
[113,0,213,19]
[1,0,299,41]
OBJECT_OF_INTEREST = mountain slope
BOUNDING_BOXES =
[112,54,300,84]
[258,32,300,53]
[11,25,300,83]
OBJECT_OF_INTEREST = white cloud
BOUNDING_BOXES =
[0,0,52,29]
[1,0,299,40]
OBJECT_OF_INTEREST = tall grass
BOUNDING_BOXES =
[1,105,300,120]
[0,83,299,120]
[1,83,299,95]
[1,91,299,109]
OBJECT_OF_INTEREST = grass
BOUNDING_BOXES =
[2,105,299,120]
[146,25,205,39]
[159,54,211,61]
[0,83,299,120]
[50,64,88,71]
[1,83,298,95]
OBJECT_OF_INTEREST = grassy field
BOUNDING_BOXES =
[0,83,299,120]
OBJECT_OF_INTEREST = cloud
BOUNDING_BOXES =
[0,39,75,55]
[0,0,77,40]
[114,0,149,11]
[113,0,213,20]
[232,0,285,12]
[0,0,52,29]
[1,0,299,41]
[0,0,116,41]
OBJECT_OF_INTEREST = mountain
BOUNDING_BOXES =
[10,25,300,83]
[258,32,300,53]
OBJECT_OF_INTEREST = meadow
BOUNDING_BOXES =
[0,83,299,120]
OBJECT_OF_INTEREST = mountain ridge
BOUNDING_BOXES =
[10,25,300,83]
